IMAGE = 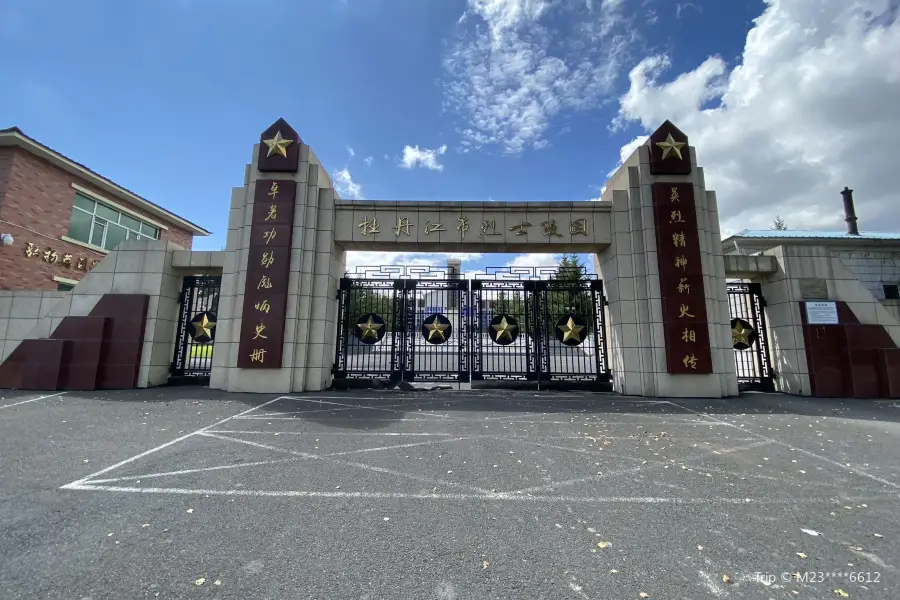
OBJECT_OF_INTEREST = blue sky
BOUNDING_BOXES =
[5,0,897,275]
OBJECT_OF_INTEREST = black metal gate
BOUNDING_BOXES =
[332,266,610,387]
[727,282,775,392]
[171,275,221,377]
[470,268,609,383]
[333,267,469,383]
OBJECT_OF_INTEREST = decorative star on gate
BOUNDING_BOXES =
[356,313,385,344]
[489,315,519,345]
[556,315,586,346]
[262,130,293,158]
[189,312,217,343]
[655,132,686,160]
[422,314,452,344]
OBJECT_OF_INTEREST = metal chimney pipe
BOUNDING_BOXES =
[841,186,859,235]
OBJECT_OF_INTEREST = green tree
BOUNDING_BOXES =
[772,215,787,231]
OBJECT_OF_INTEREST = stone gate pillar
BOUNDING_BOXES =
[595,121,737,398]
[211,118,346,393]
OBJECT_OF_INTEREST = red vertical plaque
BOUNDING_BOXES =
[236,179,296,368]
[653,182,713,374]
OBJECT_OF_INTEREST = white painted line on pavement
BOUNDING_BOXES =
[58,483,891,505]
[88,458,299,484]
[667,401,900,491]
[200,431,493,494]
[60,395,288,489]
[0,392,66,410]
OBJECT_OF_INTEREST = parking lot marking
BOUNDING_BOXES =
[88,458,299,484]
[61,395,287,490]
[324,437,471,457]
[0,392,66,410]
[668,401,900,491]
[61,483,890,504]
[200,431,493,494]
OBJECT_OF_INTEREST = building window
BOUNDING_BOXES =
[884,284,900,299]
[57,282,75,292]
[67,193,160,251]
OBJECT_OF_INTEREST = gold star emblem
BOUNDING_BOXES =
[191,314,216,339]
[423,315,450,342]
[655,132,686,160]
[357,315,383,341]
[732,321,753,347]
[558,316,585,343]
[262,130,293,158]
[491,316,518,342]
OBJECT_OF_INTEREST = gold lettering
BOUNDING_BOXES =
[677,277,691,294]
[358,216,380,236]
[675,255,688,270]
[678,304,695,319]
[457,215,470,238]
[90,260,100,270]
[268,181,279,200]
[252,322,267,340]
[570,218,589,236]
[508,220,532,235]
[75,257,87,271]
[257,275,273,289]
[262,228,277,244]
[254,299,271,314]
[265,204,278,221]
[672,232,686,247]
[541,220,563,238]
[394,216,412,237]
[424,220,445,235]
[682,353,698,370]
[681,328,696,343]
[261,251,275,268]
[249,348,267,363]
[670,210,686,224]
[479,219,501,238]
[61,253,73,267]
[24,242,39,257]
[670,186,680,202]
[42,249,59,264]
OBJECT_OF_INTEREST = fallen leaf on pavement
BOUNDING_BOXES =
[597,542,611,549]
[722,575,733,584]
[834,589,849,597]
[796,552,807,559]
[874,533,883,538]
[213,580,221,586]
[697,545,704,551]
[482,560,489,570]
[194,578,206,586]
[186,509,193,514]
[639,593,649,598]
[801,529,821,537]
[610,569,618,574]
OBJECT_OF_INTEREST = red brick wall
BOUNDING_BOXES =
[0,148,194,290]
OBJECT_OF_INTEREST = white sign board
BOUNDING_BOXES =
[805,301,839,325]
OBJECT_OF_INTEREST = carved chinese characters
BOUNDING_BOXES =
[652,182,712,374]
[352,213,591,241]
[24,242,100,271]
[237,180,296,369]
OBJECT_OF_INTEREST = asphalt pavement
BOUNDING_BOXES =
[1,388,899,599]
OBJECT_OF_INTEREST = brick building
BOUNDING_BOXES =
[0,127,209,291]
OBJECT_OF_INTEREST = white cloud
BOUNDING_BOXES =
[443,0,641,154]
[400,144,448,171]
[346,146,355,158]
[363,156,374,166]
[612,0,900,235]
[344,252,483,276]
[507,253,561,268]
[333,167,364,199]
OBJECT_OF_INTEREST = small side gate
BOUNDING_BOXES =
[332,266,610,387]
[727,282,775,391]
[171,275,221,377]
